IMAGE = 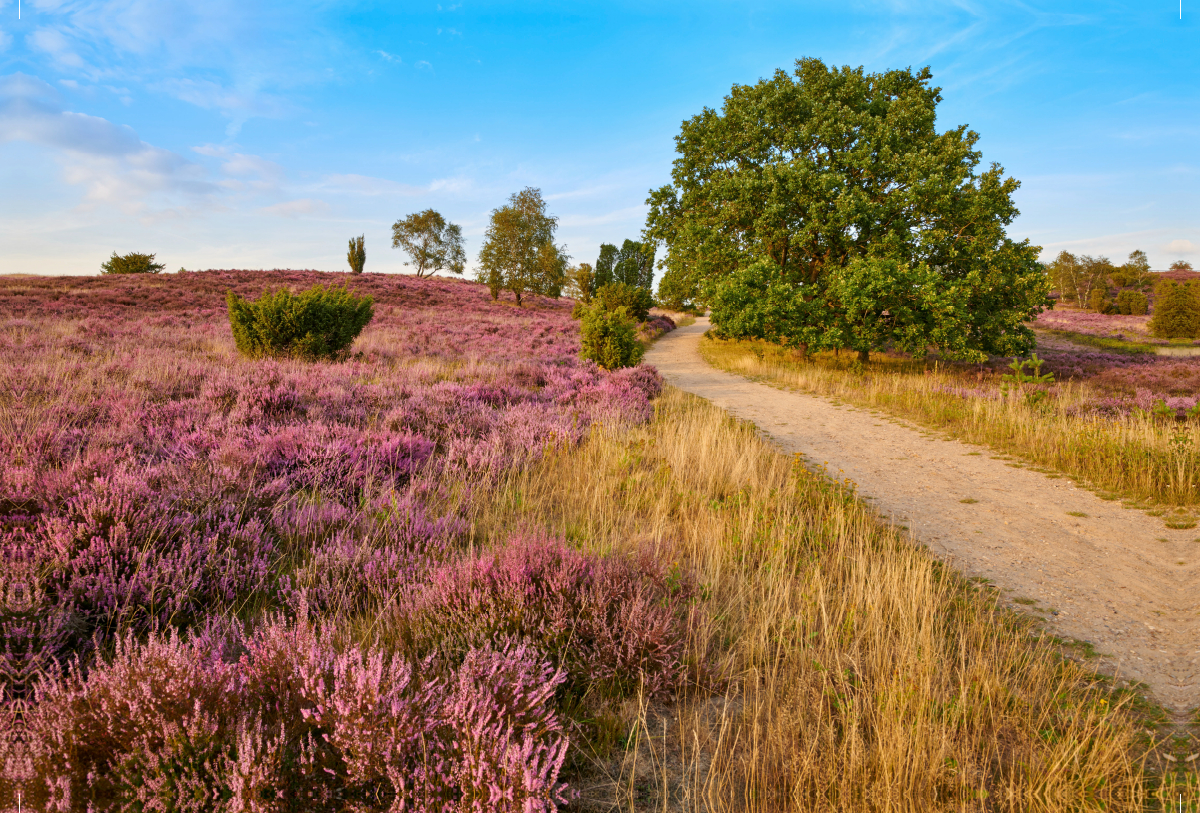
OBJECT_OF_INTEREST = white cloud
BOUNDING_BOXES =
[375,50,401,63]
[193,143,285,191]
[428,176,471,194]
[260,198,329,218]
[415,60,432,70]
[0,72,216,213]
[1167,239,1196,255]
[27,26,88,70]
[155,77,290,135]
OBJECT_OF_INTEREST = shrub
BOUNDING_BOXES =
[579,304,644,370]
[99,251,165,275]
[1088,287,1113,314]
[226,284,374,360]
[1115,289,1149,315]
[1149,279,1200,339]
[593,282,653,323]
[347,234,366,274]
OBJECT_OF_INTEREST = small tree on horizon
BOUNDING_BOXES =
[391,209,466,277]
[100,251,166,275]
[476,188,568,304]
[1170,260,1194,271]
[347,234,366,274]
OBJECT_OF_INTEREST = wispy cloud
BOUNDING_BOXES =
[1,72,218,213]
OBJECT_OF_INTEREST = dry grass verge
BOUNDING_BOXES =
[699,336,1200,510]
[470,386,1180,811]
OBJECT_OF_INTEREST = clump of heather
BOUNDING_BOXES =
[403,535,699,701]
[26,620,571,811]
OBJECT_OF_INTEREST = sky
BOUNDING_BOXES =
[0,0,1196,279]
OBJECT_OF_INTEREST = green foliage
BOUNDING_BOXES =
[476,188,568,303]
[1110,250,1152,290]
[1170,260,1194,271]
[346,234,365,274]
[1000,354,1054,407]
[1149,280,1200,339]
[578,305,644,370]
[611,239,655,291]
[1088,287,1113,314]
[100,251,165,275]
[1115,290,1148,316]
[226,284,374,361]
[655,267,702,312]
[391,209,466,277]
[593,282,653,322]
[594,244,618,290]
[564,262,596,303]
[1047,251,1114,309]
[646,58,1047,359]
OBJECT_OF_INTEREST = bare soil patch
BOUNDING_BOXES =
[647,319,1200,717]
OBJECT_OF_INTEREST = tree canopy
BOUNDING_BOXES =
[100,251,165,275]
[391,209,466,278]
[595,240,655,293]
[646,57,1049,360]
[477,188,568,303]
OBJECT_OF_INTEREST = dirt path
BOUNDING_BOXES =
[647,319,1200,716]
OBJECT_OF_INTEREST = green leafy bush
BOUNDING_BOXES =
[579,305,644,370]
[226,284,374,360]
[100,252,165,275]
[593,282,653,322]
[1087,287,1113,314]
[1115,290,1148,315]
[1149,280,1200,339]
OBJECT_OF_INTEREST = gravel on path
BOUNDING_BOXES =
[647,318,1200,716]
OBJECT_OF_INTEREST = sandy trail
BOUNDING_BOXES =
[647,318,1200,716]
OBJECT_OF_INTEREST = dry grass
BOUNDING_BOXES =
[469,386,1179,811]
[699,337,1200,509]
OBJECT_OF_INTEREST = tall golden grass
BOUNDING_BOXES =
[700,337,1200,511]
[470,386,1180,811]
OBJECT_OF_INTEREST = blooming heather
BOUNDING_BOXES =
[0,270,685,808]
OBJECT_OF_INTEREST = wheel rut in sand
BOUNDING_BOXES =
[646,318,1200,716]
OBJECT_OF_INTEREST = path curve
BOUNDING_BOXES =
[647,318,1199,715]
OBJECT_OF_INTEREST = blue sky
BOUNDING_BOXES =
[0,0,1196,278]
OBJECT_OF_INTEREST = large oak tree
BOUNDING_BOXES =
[646,58,1049,361]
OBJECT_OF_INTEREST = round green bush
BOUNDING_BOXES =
[226,284,374,361]
[579,305,644,370]
[100,251,165,275]
[1149,280,1200,339]
[593,282,653,323]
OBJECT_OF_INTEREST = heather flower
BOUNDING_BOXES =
[407,535,697,700]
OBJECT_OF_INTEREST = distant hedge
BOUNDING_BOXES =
[227,284,374,360]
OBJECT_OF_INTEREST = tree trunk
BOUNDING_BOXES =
[857,349,869,364]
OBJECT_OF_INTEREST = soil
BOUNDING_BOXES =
[647,318,1200,717]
